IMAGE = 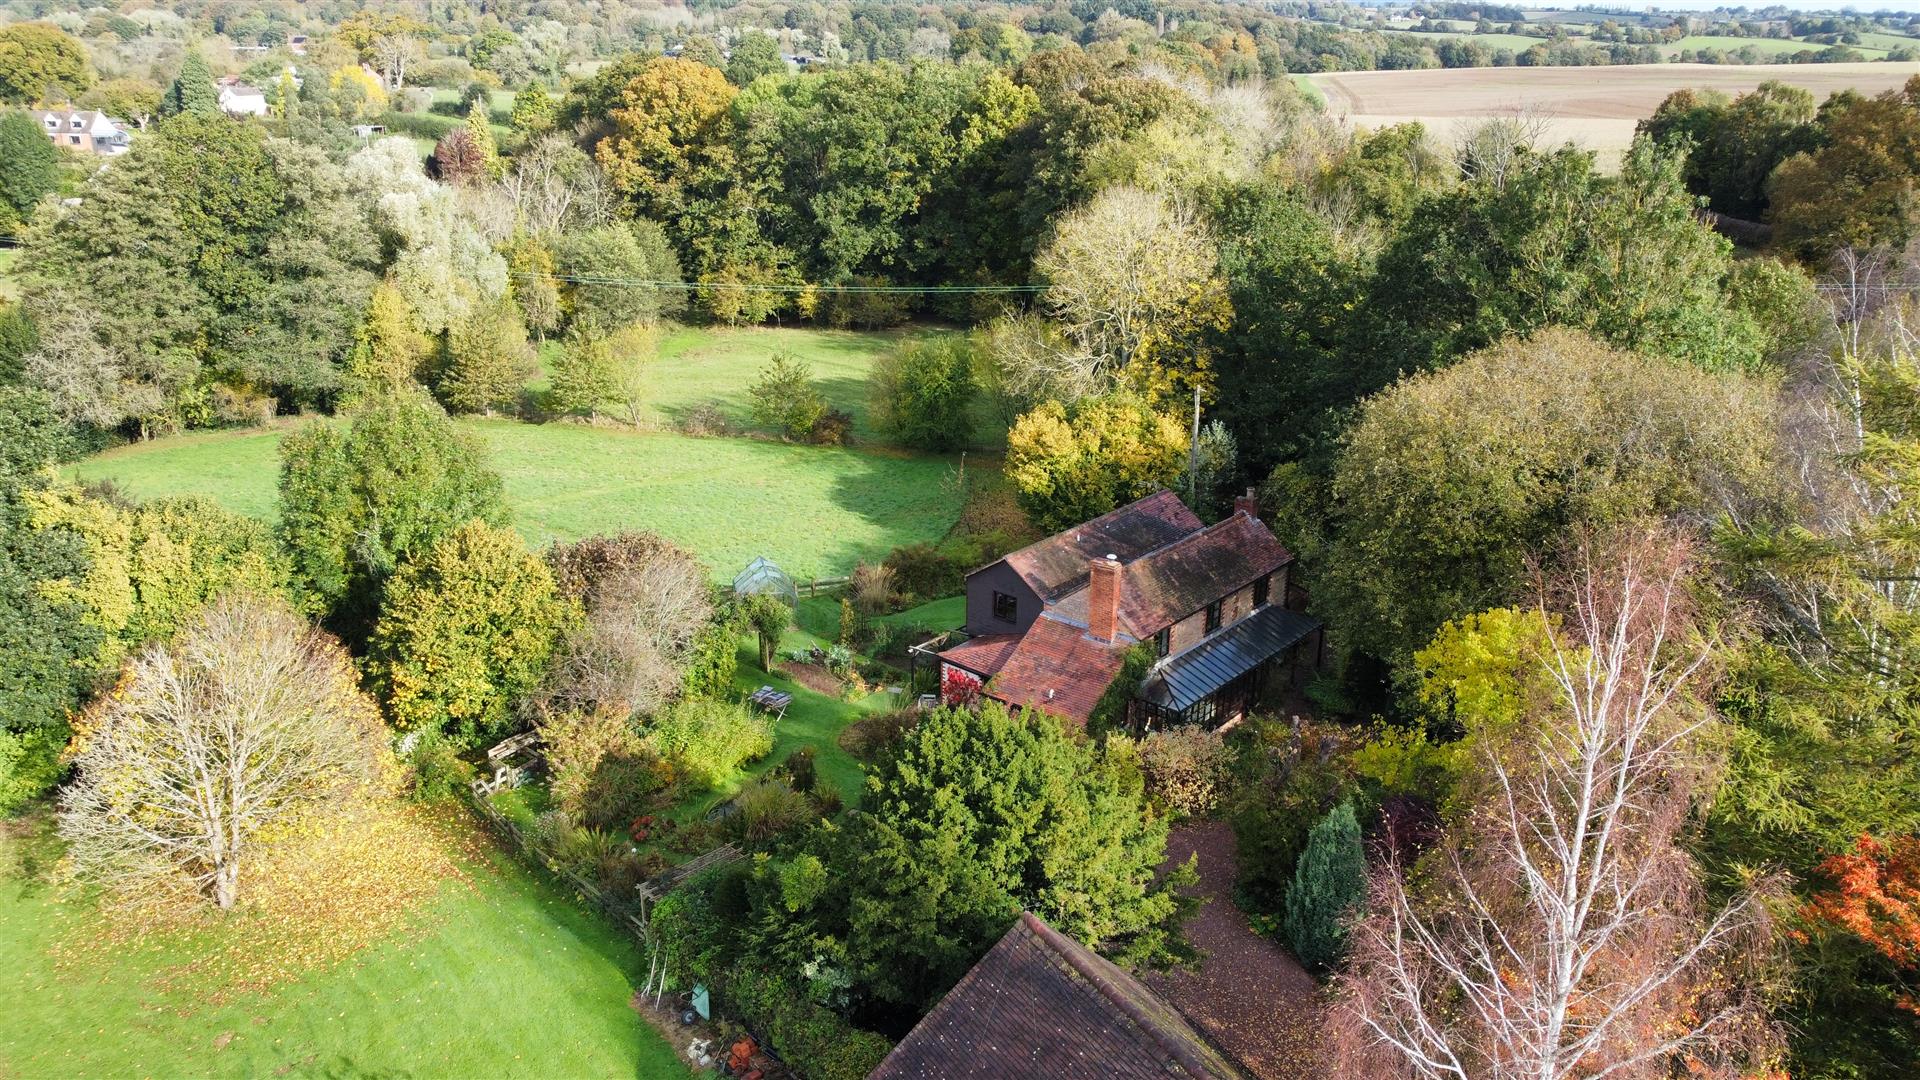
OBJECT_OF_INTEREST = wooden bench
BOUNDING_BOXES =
[747,685,793,720]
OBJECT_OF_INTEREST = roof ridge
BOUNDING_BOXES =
[1001,488,1194,565]
[1122,509,1254,567]
[1018,913,1232,1079]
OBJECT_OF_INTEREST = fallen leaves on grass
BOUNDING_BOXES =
[52,801,468,1005]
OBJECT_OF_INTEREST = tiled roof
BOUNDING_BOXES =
[1001,490,1203,602]
[937,633,1020,677]
[983,615,1125,725]
[1118,513,1292,636]
[870,911,1244,1080]
[1050,512,1293,640]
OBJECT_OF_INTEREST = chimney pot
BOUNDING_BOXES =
[1234,487,1260,521]
[1088,554,1122,643]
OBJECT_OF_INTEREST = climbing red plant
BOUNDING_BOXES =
[940,665,981,707]
[1802,834,1920,1009]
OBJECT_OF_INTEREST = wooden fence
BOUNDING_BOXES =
[467,794,653,940]
[799,575,850,599]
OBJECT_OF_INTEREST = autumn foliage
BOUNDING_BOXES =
[1803,835,1920,1010]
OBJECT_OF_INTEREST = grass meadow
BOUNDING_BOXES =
[0,817,691,1079]
[530,324,961,441]
[74,418,960,583]
[76,325,967,580]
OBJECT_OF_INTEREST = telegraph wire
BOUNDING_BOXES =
[511,271,1046,295]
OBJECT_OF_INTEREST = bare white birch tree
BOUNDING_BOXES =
[1336,528,1782,1080]
[371,34,423,91]
[59,594,385,910]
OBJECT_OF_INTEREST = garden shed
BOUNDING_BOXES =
[732,556,798,606]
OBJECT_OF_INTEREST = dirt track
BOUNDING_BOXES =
[1311,62,1920,161]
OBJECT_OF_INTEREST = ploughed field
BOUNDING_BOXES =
[1310,61,1920,165]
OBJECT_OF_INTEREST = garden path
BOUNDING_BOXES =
[1144,820,1327,1080]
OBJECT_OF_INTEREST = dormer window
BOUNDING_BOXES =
[1153,628,1170,657]
[1204,600,1222,635]
[1253,573,1271,608]
[70,118,82,129]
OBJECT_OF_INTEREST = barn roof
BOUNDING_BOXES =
[1047,511,1293,640]
[870,912,1243,1080]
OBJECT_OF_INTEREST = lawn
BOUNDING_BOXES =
[0,816,692,1079]
[73,417,963,582]
[651,324,952,440]
[531,324,958,442]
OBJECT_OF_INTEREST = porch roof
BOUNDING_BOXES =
[1137,606,1319,713]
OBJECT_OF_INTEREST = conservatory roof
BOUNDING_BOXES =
[1137,606,1320,713]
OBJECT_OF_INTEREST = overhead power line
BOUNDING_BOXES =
[512,271,1046,295]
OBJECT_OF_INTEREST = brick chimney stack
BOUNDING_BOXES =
[1234,487,1259,520]
[1088,554,1121,642]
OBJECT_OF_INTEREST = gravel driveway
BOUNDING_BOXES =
[1145,820,1328,1080]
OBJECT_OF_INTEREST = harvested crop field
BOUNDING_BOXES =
[1311,62,1920,164]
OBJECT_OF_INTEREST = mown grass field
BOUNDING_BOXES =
[0,818,691,1079]
[648,324,950,440]
[532,324,973,443]
[74,417,961,582]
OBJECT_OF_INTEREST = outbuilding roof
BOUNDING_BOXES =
[1046,511,1293,640]
[979,614,1126,725]
[870,912,1244,1080]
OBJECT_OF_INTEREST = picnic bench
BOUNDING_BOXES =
[748,685,793,720]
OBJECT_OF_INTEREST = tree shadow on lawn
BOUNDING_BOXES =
[816,445,965,570]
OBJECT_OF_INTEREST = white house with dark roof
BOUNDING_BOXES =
[28,109,131,155]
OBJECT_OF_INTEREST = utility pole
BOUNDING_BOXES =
[1188,384,1201,508]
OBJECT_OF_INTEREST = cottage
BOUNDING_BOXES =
[28,109,131,155]
[935,490,1319,729]
[217,79,269,117]
[869,911,1244,1079]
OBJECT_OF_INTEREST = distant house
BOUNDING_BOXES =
[869,912,1244,1079]
[217,79,269,116]
[935,490,1319,729]
[288,34,308,56]
[28,109,131,155]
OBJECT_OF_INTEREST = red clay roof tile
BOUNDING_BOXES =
[982,615,1125,726]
